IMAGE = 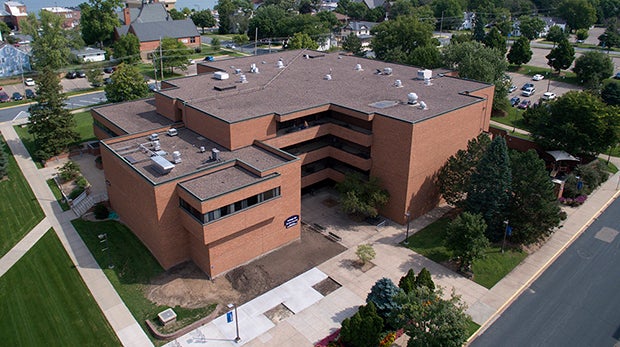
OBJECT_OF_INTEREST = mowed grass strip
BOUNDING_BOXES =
[406,217,526,289]
[0,229,120,346]
[72,219,216,342]
[0,136,44,257]
[46,178,70,211]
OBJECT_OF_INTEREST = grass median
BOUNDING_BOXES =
[404,217,527,289]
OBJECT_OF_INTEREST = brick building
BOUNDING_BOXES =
[92,50,494,278]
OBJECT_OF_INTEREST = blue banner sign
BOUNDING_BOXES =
[226,311,233,323]
[284,215,300,228]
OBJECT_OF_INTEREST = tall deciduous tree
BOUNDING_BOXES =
[557,0,597,31]
[113,33,141,64]
[28,68,79,160]
[248,5,289,40]
[518,16,546,40]
[216,0,236,34]
[153,37,192,74]
[437,133,491,208]
[370,16,434,64]
[168,8,186,20]
[287,32,318,49]
[21,12,70,70]
[408,45,442,69]
[483,27,507,55]
[446,212,489,272]
[79,0,122,48]
[546,38,574,73]
[598,22,620,51]
[466,136,512,241]
[573,51,614,90]
[336,174,390,218]
[342,33,363,56]
[601,81,620,106]
[527,91,620,156]
[507,36,532,66]
[442,41,509,110]
[104,63,149,103]
[191,10,217,33]
[508,150,564,245]
[546,25,566,46]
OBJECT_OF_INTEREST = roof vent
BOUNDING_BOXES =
[250,63,259,73]
[407,92,418,105]
[167,128,178,136]
[394,79,403,88]
[172,151,182,164]
[199,146,206,153]
[211,148,220,161]
[383,67,393,75]
[239,74,247,83]
[213,71,229,80]
[355,64,363,71]
[419,101,428,110]
[276,59,284,68]
[304,54,310,59]
[152,140,161,151]
[324,74,332,80]
[424,78,432,86]
[148,133,159,141]
[234,68,241,74]
[417,69,432,80]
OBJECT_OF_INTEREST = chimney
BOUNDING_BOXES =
[123,7,131,25]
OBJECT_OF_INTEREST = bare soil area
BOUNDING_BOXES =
[145,224,347,317]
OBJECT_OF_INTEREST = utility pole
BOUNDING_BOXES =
[159,37,164,83]
[254,27,258,56]
[439,11,445,38]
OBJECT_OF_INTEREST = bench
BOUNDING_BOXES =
[326,232,342,242]
[313,223,326,231]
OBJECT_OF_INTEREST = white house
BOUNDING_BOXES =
[71,47,106,62]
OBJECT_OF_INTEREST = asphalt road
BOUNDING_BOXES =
[0,91,106,123]
[471,196,620,347]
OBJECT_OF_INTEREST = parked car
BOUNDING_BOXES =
[521,83,534,90]
[521,86,535,97]
[76,70,86,78]
[614,72,620,79]
[225,43,236,49]
[542,92,556,100]
[25,89,35,99]
[532,74,544,81]
[104,77,112,84]
[24,78,35,86]
[12,92,23,101]
[103,66,116,74]
[517,99,532,109]
[203,55,215,62]
[0,91,9,102]
[66,71,77,79]
[510,96,521,106]
[508,84,517,93]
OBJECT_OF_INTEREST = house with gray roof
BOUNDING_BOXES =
[340,21,379,50]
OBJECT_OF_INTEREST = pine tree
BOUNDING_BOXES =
[0,140,8,179]
[340,302,384,347]
[398,268,416,294]
[28,67,79,160]
[465,136,512,241]
[414,267,435,291]
[366,277,402,321]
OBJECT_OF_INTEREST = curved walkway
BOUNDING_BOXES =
[0,121,152,347]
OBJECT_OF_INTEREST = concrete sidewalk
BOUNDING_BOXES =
[0,121,152,347]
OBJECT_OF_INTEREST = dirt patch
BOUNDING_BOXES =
[340,258,375,273]
[145,225,347,317]
[264,304,294,323]
[322,198,339,208]
[312,277,342,296]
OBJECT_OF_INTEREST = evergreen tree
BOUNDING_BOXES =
[465,136,512,241]
[398,268,416,294]
[445,212,489,272]
[546,38,575,73]
[508,150,564,245]
[340,302,384,347]
[414,267,435,291]
[0,140,8,179]
[507,36,532,67]
[28,68,79,160]
[483,27,507,55]
[104,63,149,103]
[473,14,486,42]
[366,277,402,321]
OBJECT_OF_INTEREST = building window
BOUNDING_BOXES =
[180,186,281,224]
[190,37,196,43]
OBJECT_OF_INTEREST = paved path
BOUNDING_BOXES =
[0,121,152,347]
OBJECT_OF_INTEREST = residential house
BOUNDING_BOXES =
[340,21,379,50]
[41,6,81,29]
[91,50,494,278]
[71,47,107,63]
[126,0,177,10]
[512,16,567,38]
[459,12,475,30]
[0,42,30,77]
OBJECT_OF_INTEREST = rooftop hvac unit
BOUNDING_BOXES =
[172,151,182,164]
[239,74,247,83]
[213,71,229,80]
[424,78,432,86]
[394,80,403,88]
[417,69,432,80]
[324,74,332,80]
[276,60,284,68]
[234,68,241,74]
[167,128,178,136]
[407,92,418,105]
[148,133,159,141]
[211,148,220,161]
[153,140,161,151]
[151,155,175,175]
[419,101,428,110]
[199,146,206,153]
[250,63,260,73]
[355,64,363,71]
[383,67,393,75]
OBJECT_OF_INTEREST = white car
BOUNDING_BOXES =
[521,86,535,97]
[532,74,544,81]
[542,92,556,100]
[24,78,35,86]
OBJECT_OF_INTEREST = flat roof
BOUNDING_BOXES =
[159,50,492,124]
[104,127,292,185]
[93,99,173,134]
[179,166,275,201]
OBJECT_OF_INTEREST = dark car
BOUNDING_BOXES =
[615,72,620,79]
[104,77,112,85]
[510,96,521,107]
[517,99,532,109]
[0,91,9,102]
[76,70,86,78]
[103,66,116,74]
[66,71,77,79]
[12,92,23,101]
[521,83,534,90]
[25,89,35,99]
[203,56,215,62]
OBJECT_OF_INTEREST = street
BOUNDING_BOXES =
[471,196,620,347]
[0,91,106,123]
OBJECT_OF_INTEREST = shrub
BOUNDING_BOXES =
[356,244,376,265]
[93,203,109,220]
[398,268,416,294]
[340,302,383,347]
[68,187,85,200]
[0,141,8,179]
[194,46,202,53]
[414,267,435,291]
[59,161,81,181]
[76,176,88,189]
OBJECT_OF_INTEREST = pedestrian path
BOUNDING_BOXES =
[0,121,152,347]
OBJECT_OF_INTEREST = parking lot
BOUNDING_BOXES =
[506,71,582,105]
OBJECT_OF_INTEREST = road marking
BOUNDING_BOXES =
[594,227,618,243]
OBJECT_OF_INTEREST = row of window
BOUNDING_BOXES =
[180,187,281,224]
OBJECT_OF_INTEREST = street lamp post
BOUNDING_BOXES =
[227,303,241,343]
[404,212,411,244]
[547,58,555,92]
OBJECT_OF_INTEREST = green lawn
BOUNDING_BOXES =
[508,65,579,85]
[0,229,120,346]
[14,111,95,166]
[406,218,527,289]
[72,219,217,343]
[466,319,481,338]
[0,136,44,257]
[46,178,70,211]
